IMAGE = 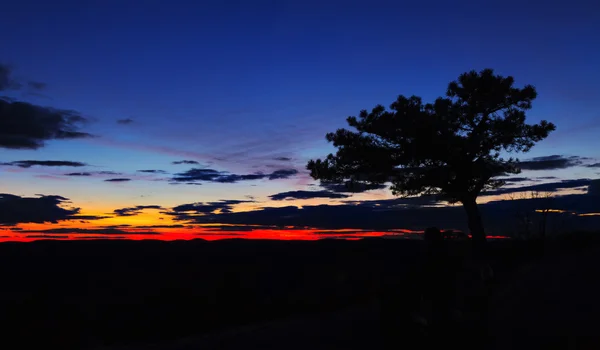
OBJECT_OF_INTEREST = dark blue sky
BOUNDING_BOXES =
[1,0,599,227]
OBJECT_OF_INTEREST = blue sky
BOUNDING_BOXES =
[1,0,599,237]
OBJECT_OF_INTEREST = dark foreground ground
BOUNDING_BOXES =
[0,236,595,349]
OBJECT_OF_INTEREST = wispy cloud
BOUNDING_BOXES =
[166,199,253,217]
[269,190,350,201]
[485,178,593,195]
[104,178,132,182]
[172,160,200,165]
[2,160,87,168]
[137,169,168,174]
[117,118,134,125]
[171,168,298,183]
[21,228,159,235]
[517,155,588,171]
[113,205,163,217]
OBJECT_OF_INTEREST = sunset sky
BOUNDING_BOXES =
[1,0,599,241]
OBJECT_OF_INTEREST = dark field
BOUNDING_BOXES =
[0,238,548,349]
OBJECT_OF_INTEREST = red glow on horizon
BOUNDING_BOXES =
[0,226,509,243]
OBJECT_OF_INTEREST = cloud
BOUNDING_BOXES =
[0,98,92,149]
[113,205,163,217]
[588,180,600,196]
[104,178,132,182]
[268,169,299,180]
[269,190,350,201]
[485,178,593,195]
[517,155,586,171]
[2,160,87,168]
[1,64,47,92]
[117,118,134,125]
[137,169,167,174]
[495,177,532,183]
[586,163,600,168]
[201,224,281,232]
[319,182,388,193]
[168,199,253,216]
[167,190,600,233]
[171,168,298,183]
[173,160,200,165]
[27,81,46,90]
[21,228,159,235]
[273,157,292,161]
[72,215,112,221]
[133,224,187,229]
[0,63,20,91]
[64,171,122,177]
[0,193,79,225]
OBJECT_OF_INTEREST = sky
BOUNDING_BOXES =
[1,0,599,241]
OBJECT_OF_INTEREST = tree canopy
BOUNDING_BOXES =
[307,69,556,243]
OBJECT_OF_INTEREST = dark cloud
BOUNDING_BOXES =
[71,215,112,221]
[134,224,187,229]
[171,168,298,183]
[588,180,600,196]
[2,160,87,168]
[273,157,292,161]
[117,118,134,125]
[21,228,159,235]
[137,169,167,174]
[27,81,47,90]
[168,200,253,216]
[65,172,92,176]
[586,163,600,168]
[64,171,122,177]
[269,190,350,201]
[113,205,163,217]
[172,160,200,165]
[1,64,46,92]
[168,191,600,233]
[0,63,21,91]
[104,178,131,182]
[0,96,92,149]
[319,182,388,193]
[201,224,280,232]
[268,169,299,180]
[0,193,79,225]
[343,195,442,207]
[485,178,593,195]
[517,155,586,171]
[495,177,532,183]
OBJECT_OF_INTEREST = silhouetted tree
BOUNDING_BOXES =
[307,69,555,250]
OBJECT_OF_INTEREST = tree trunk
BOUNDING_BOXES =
[462,197,487,258]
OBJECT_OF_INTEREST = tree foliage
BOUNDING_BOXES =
[307,69,556,205]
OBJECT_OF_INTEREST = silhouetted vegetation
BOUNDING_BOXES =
[307,69,556,248]
[0,238,560,350]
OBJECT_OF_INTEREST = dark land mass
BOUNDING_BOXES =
[0,237,595,350]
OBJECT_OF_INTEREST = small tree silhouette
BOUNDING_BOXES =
[506,190,555,239]
[307,69,555,251]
